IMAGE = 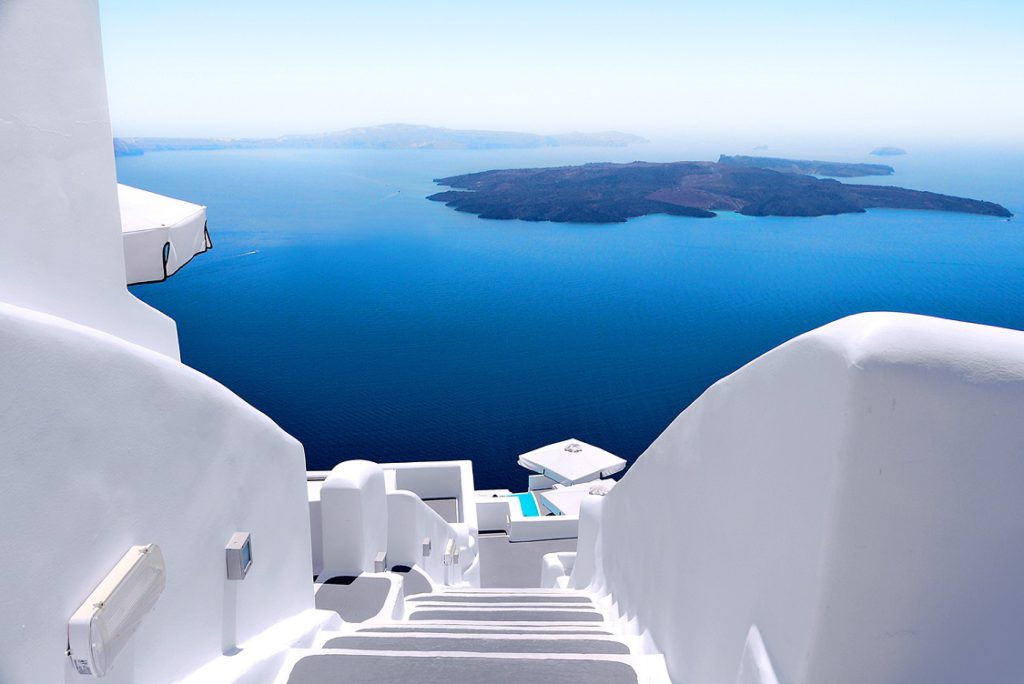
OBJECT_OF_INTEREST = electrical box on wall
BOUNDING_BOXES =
[225,533,252,580]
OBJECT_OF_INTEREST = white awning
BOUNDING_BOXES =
[517,438,626,486]
[538,479,617,517]
[119,184,211,285]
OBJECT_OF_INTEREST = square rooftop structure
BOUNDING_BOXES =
[518,438,626,486]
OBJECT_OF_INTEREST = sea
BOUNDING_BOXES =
[119,142,1024,489]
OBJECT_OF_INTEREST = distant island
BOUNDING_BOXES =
[871,146,908,157]
[113,124,647,156]
[719,155,894,177]
[428,160,1012,223]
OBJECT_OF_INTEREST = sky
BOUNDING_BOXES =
[99,0,1023,145]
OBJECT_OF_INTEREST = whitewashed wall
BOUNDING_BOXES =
[320,461,389,577]
[0,0,179,357]
[0,302,315,684]
[387,491,458,585]
[579,313,1024,684]
[384,461,480,585]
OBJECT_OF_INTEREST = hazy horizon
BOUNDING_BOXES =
[100,1,1023,146]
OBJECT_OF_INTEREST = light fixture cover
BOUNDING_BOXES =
[68,544,166,677]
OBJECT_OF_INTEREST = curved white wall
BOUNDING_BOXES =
[383,461,480,584]
[387,491,454,583]
[579,313,1024,684]
[0,0,178,357]
[0,301,313,683]
[320,460,389,577]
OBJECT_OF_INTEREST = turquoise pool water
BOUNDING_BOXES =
[511,492,541,517]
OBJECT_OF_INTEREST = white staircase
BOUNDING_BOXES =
[279,585,669,684]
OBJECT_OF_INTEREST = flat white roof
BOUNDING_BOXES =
[118,184,210,284]
[538,480,617,516]
[517,438,626,486]
[119,184,205,235]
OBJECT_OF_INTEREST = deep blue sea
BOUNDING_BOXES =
[119,143,1024,489]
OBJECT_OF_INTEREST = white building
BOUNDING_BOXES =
[1,2,1023,683]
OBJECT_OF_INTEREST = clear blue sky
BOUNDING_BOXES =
[99,0,1023,144]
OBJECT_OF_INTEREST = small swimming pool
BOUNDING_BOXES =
[510,492,541,517]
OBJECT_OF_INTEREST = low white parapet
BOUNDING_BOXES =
[313,460,480,587]
[387,489,465,586]
[381,460,478,535]
[382,460,480,585]
[475,490,582,541]
[476,496,512,533]
[577,313,1024,684]
[508,506,579,542]
[320,460,388,578]
[540,552,576,589]
[568,494,604,591]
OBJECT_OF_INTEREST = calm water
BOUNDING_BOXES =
[120,145,1024,489]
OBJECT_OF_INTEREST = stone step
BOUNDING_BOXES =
[410,600,594,610]
[285,650,646,684]
[314,575,395,623]
[390,565,433,597]
[321,633,630,655]
[408,607,604,622]
[357,624,613,636]
[410,593,592,604]
[441,588,587,596]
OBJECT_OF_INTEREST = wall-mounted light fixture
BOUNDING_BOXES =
[225,533,253,581]
[68,544,166,677]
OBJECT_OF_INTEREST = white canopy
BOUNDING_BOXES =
[119,184,211,285]
[538,479,617,517]
[517,438,626,486]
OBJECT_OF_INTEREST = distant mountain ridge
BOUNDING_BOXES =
[113,138,143,157]
[113,124,647,156]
